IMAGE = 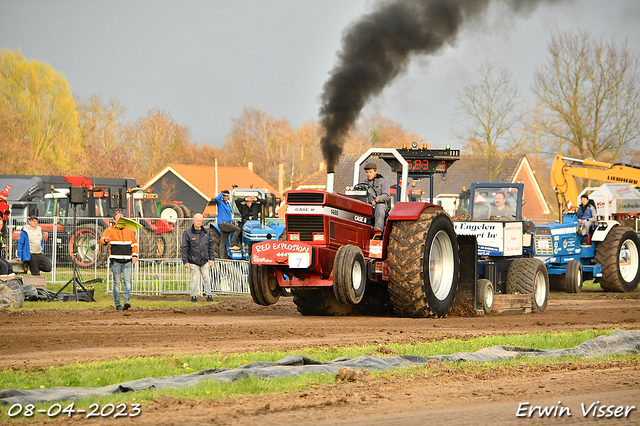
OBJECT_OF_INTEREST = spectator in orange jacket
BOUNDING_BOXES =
[100,211,138,311]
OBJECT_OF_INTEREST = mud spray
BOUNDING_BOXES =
[318,0,559,172]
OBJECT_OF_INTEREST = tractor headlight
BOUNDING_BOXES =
[312,233,326,242]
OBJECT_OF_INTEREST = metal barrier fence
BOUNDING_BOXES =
[106,258,249,296]
[6,216,250,296]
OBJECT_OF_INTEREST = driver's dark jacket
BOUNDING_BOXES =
[181,224,215,266]
[234,197,265,222]
[361,174,391,208]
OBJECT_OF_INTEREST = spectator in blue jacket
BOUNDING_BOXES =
[214,190,241,259]
[16,215,51,276]
[181,213,215,303]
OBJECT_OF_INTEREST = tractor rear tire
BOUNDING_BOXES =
[387,207,459,318]
[249,263,280,305]
[565,259,583,293]
[506,258,549,313]
[477,279,494,314]
[161,203,184,223]
[292,287,352,316]
[210,226,221,259]
[160,232,178,259]
[138,228,160,259]
[595,226,640,292]
[178,204,192,219]
[333,245,366,306]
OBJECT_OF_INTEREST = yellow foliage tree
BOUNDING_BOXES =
[0,49,80,173]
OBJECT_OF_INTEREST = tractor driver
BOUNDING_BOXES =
[490,192,513,219]
[235,195,266,252]
[362,163,390,236]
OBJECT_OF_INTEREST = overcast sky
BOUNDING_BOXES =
[1,0,639,150]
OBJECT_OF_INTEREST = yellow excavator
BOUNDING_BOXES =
[551,154,640,213]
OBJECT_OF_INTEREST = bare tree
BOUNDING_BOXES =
[128,110,191,183]
[454,62,526,181]
[344,113,425,154]
[223,108,298,188]
[533,29,640,163]
[75,95,135,177]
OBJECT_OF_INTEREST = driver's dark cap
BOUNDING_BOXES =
[28,215,37,221]
[364,162,377,170]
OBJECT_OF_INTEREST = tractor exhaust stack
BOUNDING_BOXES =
[326,172,335,193]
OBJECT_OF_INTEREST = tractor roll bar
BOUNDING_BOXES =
[353,148,409,203]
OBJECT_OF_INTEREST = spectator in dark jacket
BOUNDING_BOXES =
[0,217,15,278]
[235,195,266,254]
[181,213,215,303]
[235,195,265,227]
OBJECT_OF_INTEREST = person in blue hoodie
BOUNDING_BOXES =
[214,190,241,259]
[576,194,597,244]
[16,215,51,276]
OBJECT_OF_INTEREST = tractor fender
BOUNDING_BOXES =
[592,220,620,242]
[387,202,442,221]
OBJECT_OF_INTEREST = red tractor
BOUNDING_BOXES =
[249,147,463,317]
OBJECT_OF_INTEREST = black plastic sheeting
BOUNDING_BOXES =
[2,330,639,406]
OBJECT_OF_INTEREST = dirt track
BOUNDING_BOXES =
[2,291,640,424]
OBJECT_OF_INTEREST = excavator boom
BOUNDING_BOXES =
[551,154,640,211]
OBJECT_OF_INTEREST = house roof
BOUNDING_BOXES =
[144,164,282,201]
[294,167,328,189]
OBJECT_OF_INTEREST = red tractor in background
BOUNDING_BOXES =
[249,147,464,317]
[42,186,176,267]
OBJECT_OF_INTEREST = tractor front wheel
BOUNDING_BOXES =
[249,263,280,305]
[333,245,366,306]
[565,259,583,293]
[477,278,494,314]
[596,227,640,292]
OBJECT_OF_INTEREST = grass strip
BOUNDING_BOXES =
[0,329,615,390]
[1,329,637,423]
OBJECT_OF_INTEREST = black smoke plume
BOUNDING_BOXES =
[319,0,554,172]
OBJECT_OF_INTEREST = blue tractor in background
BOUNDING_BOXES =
[533,213,640,293]
[209,188,285,260]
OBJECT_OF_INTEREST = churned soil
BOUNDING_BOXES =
[2,291,640,424]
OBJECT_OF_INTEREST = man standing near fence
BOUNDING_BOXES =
[181,213,215,303]
[100,211,138,311]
